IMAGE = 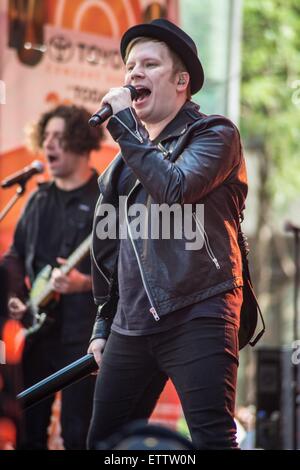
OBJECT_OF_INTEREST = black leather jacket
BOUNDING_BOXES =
[90,101,248,342]
[3,172,99,344]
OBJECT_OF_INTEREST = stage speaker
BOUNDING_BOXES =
[256,347,300,449]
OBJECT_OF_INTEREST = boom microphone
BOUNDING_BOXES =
[1,160,44,189]
[88,85,139,127]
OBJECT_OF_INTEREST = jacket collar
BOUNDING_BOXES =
[98,101,204,197]
[153,100,203,144]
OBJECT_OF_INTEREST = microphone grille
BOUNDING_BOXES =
[31,160,45,174]
[125,85,138,100]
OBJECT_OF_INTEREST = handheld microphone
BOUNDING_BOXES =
[1,160,45,189]
[89,85,139,127]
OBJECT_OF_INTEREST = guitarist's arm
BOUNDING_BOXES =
[7,296,27,320]
[2,190,41,319]
[3,243,29,321]
[2,245,28,303]
[1,195,35,307]
[3,243,29,320]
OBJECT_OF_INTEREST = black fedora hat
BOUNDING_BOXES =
[120,19,204,95]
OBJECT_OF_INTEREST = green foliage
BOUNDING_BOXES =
[241,0,300,212]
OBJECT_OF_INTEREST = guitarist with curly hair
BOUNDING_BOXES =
[3,104,103,449]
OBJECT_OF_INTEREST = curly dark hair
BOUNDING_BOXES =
[37,105,103,155]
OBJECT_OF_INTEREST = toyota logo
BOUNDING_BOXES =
[48,35,74,63]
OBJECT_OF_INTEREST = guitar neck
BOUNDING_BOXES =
[61,234,93,275]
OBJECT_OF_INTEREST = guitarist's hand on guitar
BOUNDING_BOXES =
[87,338,107,369]
[51,257,92,294]
[8,297,27,320]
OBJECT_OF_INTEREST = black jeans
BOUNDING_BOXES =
[87,317,239,450]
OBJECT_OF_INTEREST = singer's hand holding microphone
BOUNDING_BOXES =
[89,85,139,127]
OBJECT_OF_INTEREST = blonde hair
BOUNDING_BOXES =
[125,37,191,100]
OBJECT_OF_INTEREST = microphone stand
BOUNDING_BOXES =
[292,225,300,450]
[286,222,300,449]
[17,354,98,410]
[0,183,26,222]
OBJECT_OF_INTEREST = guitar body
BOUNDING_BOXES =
[25,264,59,345]
[29,264,54,310]
[24,233,92,345]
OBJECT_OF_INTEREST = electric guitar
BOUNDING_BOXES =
[25,233,92,341]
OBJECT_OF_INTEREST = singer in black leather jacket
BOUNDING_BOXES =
[90,101,247,340]
[87,19,248,450]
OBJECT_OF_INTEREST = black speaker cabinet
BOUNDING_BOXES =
[256,347,300,449]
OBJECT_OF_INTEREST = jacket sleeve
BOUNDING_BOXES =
[1,246,28,300]
[89,262,119,342]
[90,193,119,342]
[107,107,242,205]
[1,192,37,300]
[89,292,118,343]
[90,262,118,342]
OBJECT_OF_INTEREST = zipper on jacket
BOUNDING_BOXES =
[125,188,160,321]
[150,307,160,321]
[192,213,221,270]
[112,109,144,143]
[91,243,111,286]
[91,194,111,286]
[157,142,171,159]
